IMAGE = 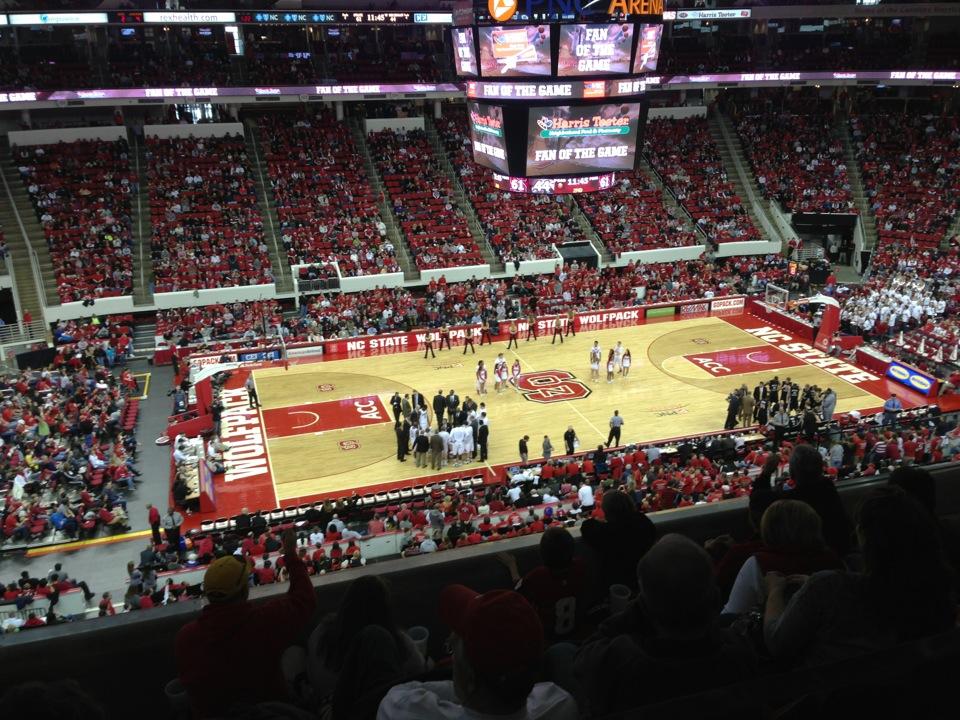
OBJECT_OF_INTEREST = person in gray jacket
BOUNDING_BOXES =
[821,388,837,422]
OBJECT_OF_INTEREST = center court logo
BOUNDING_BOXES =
[489,0,518,22]
[517,370,591,404]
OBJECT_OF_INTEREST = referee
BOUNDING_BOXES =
[606,410,623,448]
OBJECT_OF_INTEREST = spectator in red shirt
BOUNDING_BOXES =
[175,529,317,717]
[98,592,115,617]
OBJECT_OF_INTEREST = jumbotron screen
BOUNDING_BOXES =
[633,24,663,73]
[478,25,551,77]
[526,103,642,177]
[557,23,634,77]
[468,102,510,174]
[452,26,478,77]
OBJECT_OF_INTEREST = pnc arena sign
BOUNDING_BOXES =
[488,0,663,23]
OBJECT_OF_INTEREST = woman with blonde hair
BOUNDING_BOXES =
[723,499,843,615]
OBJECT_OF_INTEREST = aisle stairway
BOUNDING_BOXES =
[708,113,779,243]
[132,320,157,358]
[423,117,503,273]
[0,137,58,311]
[347,119,421,282]
[129,132,154,305]
[244,124,292,294]
[638,157,709,249]
[837,120,878,251]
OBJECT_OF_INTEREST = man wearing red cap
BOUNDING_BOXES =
[377,585,577,719]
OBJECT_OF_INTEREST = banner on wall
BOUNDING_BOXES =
[886,361,936,396]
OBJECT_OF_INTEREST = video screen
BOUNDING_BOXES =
[526,103,642,177]
[558,23,634,76]
[468,102,510,174]
[478,25,551,77]
[633,24,663,73]
[452,26,478,77]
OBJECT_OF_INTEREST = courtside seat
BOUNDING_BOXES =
[201,520,215,532]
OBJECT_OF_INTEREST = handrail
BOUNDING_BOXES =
[0,159,46,329]
[245,121,286,287]
[131,132,146,294]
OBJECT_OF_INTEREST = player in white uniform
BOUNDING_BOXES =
[462,420,476,461]
[621,349,633,378]
[589,341,602,382]
[494,353,509,393]
[510,359,522,389]
[476,360,488,396]
[438,425,451,468]
[613,341,624,372]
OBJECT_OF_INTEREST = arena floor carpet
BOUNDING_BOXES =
[209,310,924,516]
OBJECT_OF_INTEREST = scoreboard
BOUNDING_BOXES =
[453,12,662,189]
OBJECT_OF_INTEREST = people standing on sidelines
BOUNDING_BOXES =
[563,426,578,455]
[507,320,519,349]
[621,349,632,378]
[476,360,488,396]
[739,389,755,428]
[245,375,259,409]
[510,359,522,390]
[589,341,602,382]
[478,414,490,462]
[433,390,446,429]
[519,435,530,463]
[724,389,742,430]
[423,333,436,359]
[526,310,538,341]
[494,353,509,394]
[565,308,577,337]
[542,435,553,460]
[606,349,616,383]
[613,341,624,373]
[607,410,624,448]
[821,387,837,422]
[390,392,402,424]
[446,389,460,421]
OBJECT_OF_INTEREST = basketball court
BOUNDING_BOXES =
[211,309,925,513]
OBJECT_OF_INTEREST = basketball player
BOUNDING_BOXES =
[450,423,466,467]
[494,353,509,393]
[463,327,476,354]
[613,341,624,373]
[440,325,452,351]
[507,320,519,350]
[606,349,616,383]
[551,318,564,344]
[621,349,632,378]
[510,359,522,389]
[526,311,538,341]
[565,308,576,337]
[476,360,488,396]
[589,341,602,382]
[423,333,436,359]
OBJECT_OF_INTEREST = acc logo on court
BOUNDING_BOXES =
[691,357,731,374]
[339,440,360,451]
[489,0,517,22]
[517,370,591,404]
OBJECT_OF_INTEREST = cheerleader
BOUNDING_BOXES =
[613,341,624,372]
[606,349,616,383]
[589,341,602,382]
[621,349,632,378]
[510,359,522,388]
[476,360,488,396]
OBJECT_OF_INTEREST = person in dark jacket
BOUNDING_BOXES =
[575,535,756,717]
[581,491,656,592]
[756,444,853,556]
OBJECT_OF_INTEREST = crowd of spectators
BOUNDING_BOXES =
[1,562,97,631]
[644,117,762,245]
[258,110,399,276]
[367,129,483,270]
[0,316,142,551]
[850,112,960,249]
[146,134,274,292]
[106,32,231,89]
[734,96,856,214]
[434,112,587,264]
[14,139,135,303]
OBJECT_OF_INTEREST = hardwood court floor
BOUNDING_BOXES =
[249,315,900,503]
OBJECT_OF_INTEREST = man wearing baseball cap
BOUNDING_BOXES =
[175,528,316,717]
[377,585,577,719]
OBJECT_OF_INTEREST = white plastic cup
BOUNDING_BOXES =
[408,625,430,658]
[609,584,631,615]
